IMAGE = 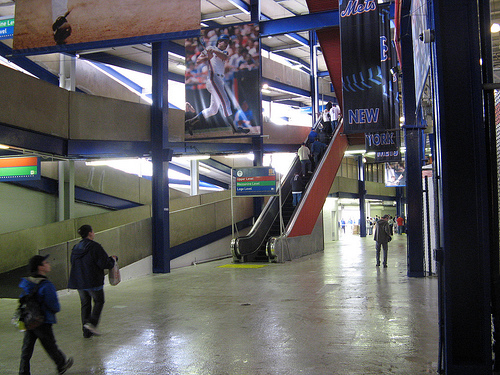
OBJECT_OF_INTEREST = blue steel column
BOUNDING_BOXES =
[358,156,366,237]
[430,0,492,372]
[250,0,260,22]
[151,41,172,273]
[252,136,264,218]
[399,0,424,278]
[251,0,263,219]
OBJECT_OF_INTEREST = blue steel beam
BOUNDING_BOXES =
[0,122,67,156]
[92,62,144,94]
[0,42,59,86]
[80,52,151,75]
[201,158,233,175]
[12,177,142,210]
[67,140,150,158]
[12,29,200,57]
[260,10,339,37]
[169,163,229,189]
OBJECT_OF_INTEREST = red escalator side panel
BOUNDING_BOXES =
[305,0,338,12]
[316,27,342,108]
[306,0,342,107]
[288,125,349,238]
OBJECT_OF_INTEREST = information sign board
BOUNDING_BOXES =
[235,167,277,196]
[0,156,40,181]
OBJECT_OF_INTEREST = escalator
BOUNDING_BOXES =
[231,121,348,263]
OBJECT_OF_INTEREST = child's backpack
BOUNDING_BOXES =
[12,281,46,331]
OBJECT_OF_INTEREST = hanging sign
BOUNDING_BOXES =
[340,0,384,134]
[0,156,40,181]
[235,167,277,196]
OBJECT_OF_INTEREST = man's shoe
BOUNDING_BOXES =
[383,264,388,268]
[376,263,380,267]
[83,330,93,338]
[59,357,73,374]
[237,127,250,134]
[83,323,101,336]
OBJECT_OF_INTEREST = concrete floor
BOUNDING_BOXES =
[0,234,439,375]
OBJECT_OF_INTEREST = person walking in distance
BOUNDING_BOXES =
[396,215,405,234]
[68,225,117,338]
[19,255,73,375]
[373,214,392,268]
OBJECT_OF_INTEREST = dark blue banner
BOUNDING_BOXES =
[340,0,385,134]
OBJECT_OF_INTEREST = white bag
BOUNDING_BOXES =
[108,262,121,286]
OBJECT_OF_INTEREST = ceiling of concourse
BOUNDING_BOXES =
[0,0,329,107]
[1,0,499,101]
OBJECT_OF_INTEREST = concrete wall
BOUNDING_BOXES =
[262,56,334,99]
[38,218,152,291]
[0,182,110,234]
[170,190,253,247]
[0,189,254,277]
[42,160,189,206]
[0,205,151,274]
[0,64,186,145]
[1,63,316,149]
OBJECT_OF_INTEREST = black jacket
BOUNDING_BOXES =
[68,238,115,290]
[291,174,304,192]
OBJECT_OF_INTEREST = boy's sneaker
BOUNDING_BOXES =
[59,357,73,374]
[83,323,101,336]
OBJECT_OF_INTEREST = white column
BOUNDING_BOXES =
[59,54,76,91]
[190,160,199,196]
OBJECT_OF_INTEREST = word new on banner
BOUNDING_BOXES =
[340,0,387,134]
[235,167,277,196]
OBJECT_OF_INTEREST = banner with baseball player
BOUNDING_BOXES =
[340,0,387,134]
[184,24,261,139]
[13,0,200,50]
[385,161,406,187]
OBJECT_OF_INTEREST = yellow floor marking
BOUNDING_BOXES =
[218,264,269,269]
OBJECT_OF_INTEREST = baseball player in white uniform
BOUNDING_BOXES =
[186,35,249,134]
[52,0,71,45]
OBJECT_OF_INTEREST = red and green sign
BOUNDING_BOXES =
[0,156,40,181]
[235,167,277,196]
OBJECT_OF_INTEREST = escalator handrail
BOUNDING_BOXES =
[231,116,325,259]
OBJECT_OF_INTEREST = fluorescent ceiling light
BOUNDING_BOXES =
[225,153,254,160]
[344,149,366,155]
[0,144,9,149]
[176,155,210,160]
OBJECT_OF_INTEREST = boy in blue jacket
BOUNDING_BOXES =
[19,254,73,375]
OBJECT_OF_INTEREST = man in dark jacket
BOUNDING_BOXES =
[19,254,73,375]
[373,214,392,267]
[68,225,117,338]
[310,139,327,169]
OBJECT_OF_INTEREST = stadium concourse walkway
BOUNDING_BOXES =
[0,233,439,374]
